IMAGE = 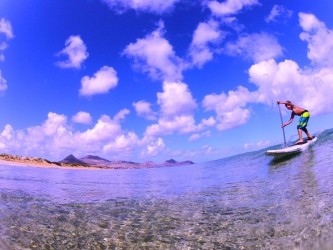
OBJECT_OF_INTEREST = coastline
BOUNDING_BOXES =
[0,154,102,170]
[0,153,195,170]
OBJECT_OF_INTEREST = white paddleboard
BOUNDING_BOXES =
[266,136,318,157]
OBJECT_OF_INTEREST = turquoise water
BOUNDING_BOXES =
[1,129,333,249]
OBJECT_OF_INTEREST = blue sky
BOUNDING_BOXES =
[0,0,333,162]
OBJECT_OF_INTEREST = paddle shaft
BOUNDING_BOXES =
[278,104,287,148]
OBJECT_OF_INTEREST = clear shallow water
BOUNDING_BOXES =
[1,129,333,249]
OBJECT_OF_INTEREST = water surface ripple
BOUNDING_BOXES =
[1,129,333,249]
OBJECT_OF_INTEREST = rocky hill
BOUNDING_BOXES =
[0,153,194,170]
[59,154,88,166]
[79,155,111,166]
[60,155,194,169]
[164,159,194,166]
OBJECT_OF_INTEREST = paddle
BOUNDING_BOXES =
[277,103,287,148]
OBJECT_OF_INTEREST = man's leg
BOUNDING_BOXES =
[297,128,303,143]
[298,112,311,140]
[302,127,313,140]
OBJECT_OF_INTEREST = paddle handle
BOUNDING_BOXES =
[278,103,287,148]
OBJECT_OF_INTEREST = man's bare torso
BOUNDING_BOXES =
[292,105,306,116]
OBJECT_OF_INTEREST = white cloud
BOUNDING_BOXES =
[189,20,224,67]
[0,18,14,62]
[200,116,216,127]
[244,14,333,116]
[56,35,89,69]
[224,32,283,63]
[145,81,199,136]
[299,13,333,67]
[201,144,221,156]
[0,70,7,93]
[157,81,197,118]
[133,100,157,120]
[189,133,200,141]
[131,12,333,138]
[103,132,139,154]
[77,113,139,156]
[208,0,259,17]
[141,137,165,157]
[80,66,118,96]
[18,113,73,156]
[219,107,251,131]
[72,111,92,124]
[0,18,14,39]
[191,20,221,47]
[42,112,68,136]
[249,59,333,116]
[143,81,217,138]
[298,12,322,32]
[0,42,7,62]
[123,21,185,81]
[189,131,211,141]
[265,5,292,23]
[102,0,178,14]
[0,125,15,150]
[203,86,256,130]
[17,113,69,152]
[145,115,199,137]
[165,144,223,161]
[80,115,122,143]
[244,140,270,149]
[0,112,143,160]
[248,59,300,104]
[1,124,14,140]
[113,109,130,122]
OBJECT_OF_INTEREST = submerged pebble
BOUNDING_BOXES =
[1,129,333,249]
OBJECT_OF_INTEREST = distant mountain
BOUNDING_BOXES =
[142,161,156,167]
[79,155,138,166]
[58,154,194,169]
[80,155,111,165]
[112,160,138,165]
[81,155,111,162]
[180,160,195,165]
[166,159,177,164]
[60,154,87,165]
[161,159,194,167]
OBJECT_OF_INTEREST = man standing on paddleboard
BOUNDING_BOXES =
[277,100,314,145]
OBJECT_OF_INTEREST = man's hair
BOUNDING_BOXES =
[285,100,292,107]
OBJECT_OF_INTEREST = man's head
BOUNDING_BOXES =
[285,101,292,110]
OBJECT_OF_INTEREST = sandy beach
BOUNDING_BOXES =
[0,153,194,170]
[0,159,105,170]
[0,155,102,170]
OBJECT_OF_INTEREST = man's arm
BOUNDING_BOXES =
[282,112,295,128]
[277,100,293,106]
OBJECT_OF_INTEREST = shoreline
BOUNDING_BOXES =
[0,153,195,170]
[0,159,103,170]
[0,154,103,170]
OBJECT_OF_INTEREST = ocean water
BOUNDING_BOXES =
[1,129,333,249]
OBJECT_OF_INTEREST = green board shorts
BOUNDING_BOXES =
[297,110,310,129]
